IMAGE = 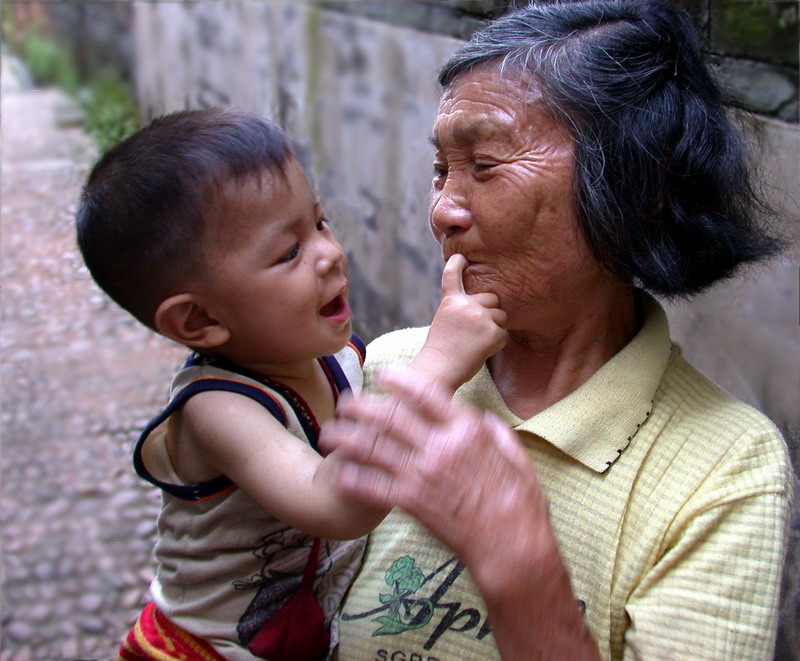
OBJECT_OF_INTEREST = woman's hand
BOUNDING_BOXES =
[320,366,541,568]
[319,367,600,660]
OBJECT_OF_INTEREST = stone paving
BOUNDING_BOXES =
[1,55,798,661]
[1,58,187,660]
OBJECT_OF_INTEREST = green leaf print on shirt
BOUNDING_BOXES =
[373,556,433,635]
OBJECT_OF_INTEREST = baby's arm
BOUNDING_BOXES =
[411,254,507,391]
[171,392,387,540]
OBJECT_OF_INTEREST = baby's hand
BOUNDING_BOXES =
[412,254,507,392]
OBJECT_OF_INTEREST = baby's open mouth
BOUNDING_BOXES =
[320,295,344,317]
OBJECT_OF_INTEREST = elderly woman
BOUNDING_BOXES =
[321,1,793,659]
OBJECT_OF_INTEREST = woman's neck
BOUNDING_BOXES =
[488,287,641,419]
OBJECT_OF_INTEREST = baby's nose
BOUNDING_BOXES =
[316,242,345,276]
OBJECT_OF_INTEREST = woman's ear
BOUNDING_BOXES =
[154,293,231,349]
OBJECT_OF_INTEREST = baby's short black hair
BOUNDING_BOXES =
[76,107,292,329]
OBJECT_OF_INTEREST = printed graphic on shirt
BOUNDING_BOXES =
[342,555,492,652]
[233,527,328,646]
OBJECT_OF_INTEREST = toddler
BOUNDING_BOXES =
[75,108,505,661]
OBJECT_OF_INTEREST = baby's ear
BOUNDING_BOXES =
[154,294,230,349]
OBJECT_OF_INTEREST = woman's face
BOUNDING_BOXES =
[429,65,604,330]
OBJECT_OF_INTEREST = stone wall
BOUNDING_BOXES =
[134,1,462,341]
[23,0,800,121]
[706,0,798,122]
[318,0,800,122]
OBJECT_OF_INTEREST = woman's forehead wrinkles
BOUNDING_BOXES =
[433,114,515,150]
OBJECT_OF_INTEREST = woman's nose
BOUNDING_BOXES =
[429,178,472,238]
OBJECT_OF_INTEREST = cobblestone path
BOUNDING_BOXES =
[1,64,186,659]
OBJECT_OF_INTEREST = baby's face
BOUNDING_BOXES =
[197,159,351,374]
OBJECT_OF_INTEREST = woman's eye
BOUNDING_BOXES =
[317,217,331,231]
[474,162,496,173]
[279,244,300,263]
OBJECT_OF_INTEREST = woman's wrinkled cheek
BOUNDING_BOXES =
[462,266,499,297]
[462,267,518,311]
[489,259,548,307]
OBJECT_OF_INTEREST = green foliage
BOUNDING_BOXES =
[2,5,16,48]
[722,2,772,47]
[79,71,141,152]
[9,25,140,152]
[20,29,80,95]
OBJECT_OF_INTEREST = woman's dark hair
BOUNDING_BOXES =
[439,0,784,296]
[76,108,292,329]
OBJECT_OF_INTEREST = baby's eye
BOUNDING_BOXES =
[278,244,300,263]
[317,217,331,231]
